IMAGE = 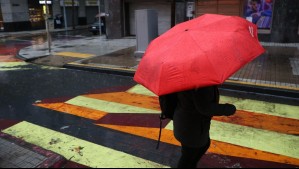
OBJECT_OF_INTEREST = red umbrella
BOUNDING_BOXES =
[134,14,265,96]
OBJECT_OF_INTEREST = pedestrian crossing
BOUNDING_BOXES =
[29,84,299,167]
[3,121,167,168]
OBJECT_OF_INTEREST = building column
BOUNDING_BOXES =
[78,0,87,25]
[105,0,123,39]
[0,0,31,31]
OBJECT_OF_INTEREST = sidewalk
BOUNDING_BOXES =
[16,33,299,100]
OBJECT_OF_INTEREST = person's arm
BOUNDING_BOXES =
[191,87,236,117]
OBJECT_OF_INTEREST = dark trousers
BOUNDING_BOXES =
[177,139,211,168]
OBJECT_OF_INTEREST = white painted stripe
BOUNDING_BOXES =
[3,121,168,168]
[66,96,160,114]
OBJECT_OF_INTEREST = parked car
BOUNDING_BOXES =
[89,22,100,35]
[89,13,106,35]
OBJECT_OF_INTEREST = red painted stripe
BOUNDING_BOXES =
[0,119,20,130]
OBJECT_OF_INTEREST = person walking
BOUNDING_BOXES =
[170,85,236,168]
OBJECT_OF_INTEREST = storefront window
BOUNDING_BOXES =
[28,1,52,29]
[0,4,4,31]
[244,0,274,32]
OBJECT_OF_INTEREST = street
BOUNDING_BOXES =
[0,34,299,168]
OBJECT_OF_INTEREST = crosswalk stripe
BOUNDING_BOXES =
[213,110,299,135]
[210,120,299,159]
[66,96,160,114]
[99,124,299,166]
[128,85,299,120]
[0,62,30,71]
[0,55,22,62]
[35,102,107,120]
[3,121,167,168]
[220,95,299,120]
[165,120,299,159]
[84,92,161,111]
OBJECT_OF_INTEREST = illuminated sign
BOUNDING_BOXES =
[39,0,52,5]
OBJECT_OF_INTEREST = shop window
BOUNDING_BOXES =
[244,0,274,34]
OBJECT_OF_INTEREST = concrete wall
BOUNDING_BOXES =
[105,0,123,39]
[1,0,31,31]
[256,0,299,43]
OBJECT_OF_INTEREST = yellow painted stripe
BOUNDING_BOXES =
[55,52,95,58]
[127,85,157,97]
[0,62,30,71]
[210,121,299,159]
[128,85,299,120]
[3,121,168,168]
[220,95,299,120]
[66,96,160,114]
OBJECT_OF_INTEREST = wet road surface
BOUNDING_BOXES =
[0,35,298,167]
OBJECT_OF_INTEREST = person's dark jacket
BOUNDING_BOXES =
[173,86,236,148]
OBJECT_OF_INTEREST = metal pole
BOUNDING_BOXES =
[63,0,68,30]
[45,1,51,53]
[98,0,102,36]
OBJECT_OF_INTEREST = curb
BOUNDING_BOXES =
[64,62,299,104]
[0,132,67,168]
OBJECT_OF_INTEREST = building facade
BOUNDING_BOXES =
[0,0,298,43]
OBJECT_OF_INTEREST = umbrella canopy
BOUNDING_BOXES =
[134,14,265,96]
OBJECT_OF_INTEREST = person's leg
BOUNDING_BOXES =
[177,139,211,168]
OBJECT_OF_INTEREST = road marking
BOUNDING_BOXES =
[3,121,168,168]
[0,62,30,71]
[213,110,299,135]
[0,62,63,71]
[55,52,95,59]
[66,96,160,114]
[131,120,299,160]
[84,92,161,111]
[98,124,299,166]
[0,55,22,62]
[34,84,299,166]
[128,85,299,120]
[35,102,107,120]
[210,120,299,159]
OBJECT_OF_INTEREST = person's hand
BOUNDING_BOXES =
[224,104,237,116]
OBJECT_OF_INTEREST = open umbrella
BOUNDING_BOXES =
[134,14,265,96]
